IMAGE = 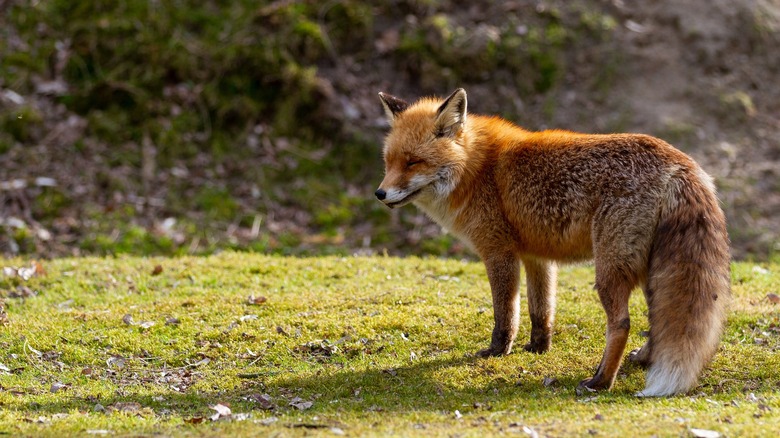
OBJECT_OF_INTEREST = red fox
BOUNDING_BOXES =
[375,88,730,396]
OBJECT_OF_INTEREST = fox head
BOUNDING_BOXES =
[375,88,469,209]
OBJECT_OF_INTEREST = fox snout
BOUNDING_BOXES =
[374,186,398,209]
[373,184,424,209]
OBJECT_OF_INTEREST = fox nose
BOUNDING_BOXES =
[375,188,387,200]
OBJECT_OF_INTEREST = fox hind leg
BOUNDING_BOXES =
[579,268,635,391]
[580,200,655,390]
[628,285,653,368]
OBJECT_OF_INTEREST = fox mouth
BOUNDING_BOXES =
[385,188,424,208]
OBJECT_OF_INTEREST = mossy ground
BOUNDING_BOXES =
[0,254,778,436]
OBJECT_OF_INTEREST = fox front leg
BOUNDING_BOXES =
[476,255,521,357]
[522,258,557,353]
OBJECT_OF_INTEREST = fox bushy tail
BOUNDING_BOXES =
[639,168,731,397]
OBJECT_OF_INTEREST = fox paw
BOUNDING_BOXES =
[475,346,509,358]
[628,347,651,368]
[523,339,550,354]
[577,376,610,393]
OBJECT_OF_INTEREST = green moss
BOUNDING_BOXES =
[0,134,13,154]
[419,234,458,256]
[81,225,175,255]
[721,91,757,119]
[9,227,34,253]
[194,187,239,221]
[2,0,352,164]
[1,106,43,142]
[0,255,778,435]
[579,10,618,35]
[32,188,73,220]
[660,120,699,151]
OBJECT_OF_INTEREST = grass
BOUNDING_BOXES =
[0,253,778,436]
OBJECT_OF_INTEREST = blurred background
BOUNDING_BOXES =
[1,0,778,260]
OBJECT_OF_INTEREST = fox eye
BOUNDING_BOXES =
[407,160,423,168]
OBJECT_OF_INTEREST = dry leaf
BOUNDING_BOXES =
[543,377,558,387]
[690,428,721,438]
[233,412,251,421]
[209,403,232,421]
[245,393,275,410]
[9,285,37,298]
[295,340,338,357]
[0,301,7,326]
[189,357,211,367]
[291,401,313,410]
[42,350,61,361]
[523,426,540,438]
[122,314,135,325]
[767,293,780,304]
[17,266,36,281]
[109,402,142,413]
[151,265,163,276]
[8,262,45,281]
[259,416,279,425]
[247,295,267,305]
[289,397,313,410]
[185,417,204,424]
[165,317,180,326]
[138,321,155,329]
[107,355,126,369]
[32,261,45,276]
[50,382,68,393]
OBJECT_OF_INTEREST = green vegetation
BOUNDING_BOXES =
[1,1,630,258]
[1,254,778,436]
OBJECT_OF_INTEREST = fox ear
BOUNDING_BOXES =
[378,92,409,126]
[435,88,467,137]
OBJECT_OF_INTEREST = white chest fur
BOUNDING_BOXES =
[413,195,476,252]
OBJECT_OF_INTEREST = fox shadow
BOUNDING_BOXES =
[12,353,645,420]
[12,345,777,420]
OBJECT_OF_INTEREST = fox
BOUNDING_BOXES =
[374,88,731,396]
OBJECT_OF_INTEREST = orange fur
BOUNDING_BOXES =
[376,89,731,396]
